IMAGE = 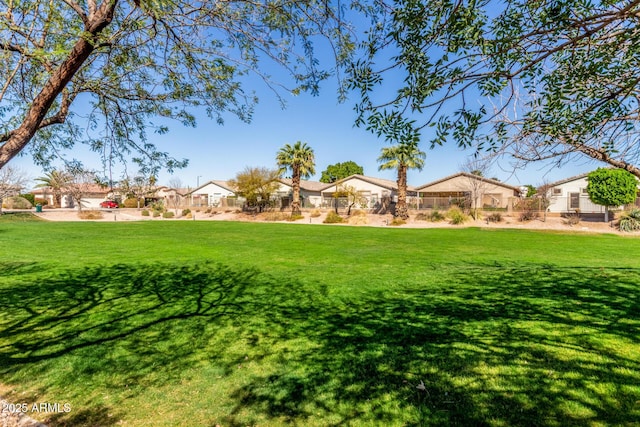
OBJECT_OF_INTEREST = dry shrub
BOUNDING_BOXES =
[323,211,344,224]
[389,218,406,226]
[260,211,289,221]
[288,214,305,221]
[562,212,580,226]
[78,210,104,220]
[310,209,322,218]
[348,213,369,225]
[446,206,468,225]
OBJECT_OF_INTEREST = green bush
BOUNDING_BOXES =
[163,211,175,218]
[181,208,191,216]
[323,211,344,224]
[618,209,640,232]
[447,206,469,225]
[141,209,150,216]
[152,211,160,217]
[288,214,305,222]
[430,210,445,222]
[150,201,165,213]
[19,193,35,205]
[34,198,49,206]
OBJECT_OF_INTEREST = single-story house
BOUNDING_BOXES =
[31,184,115,209]
[153,186,189,209]
[416,172,521,210]
[320,174,416,211]
[184,180,236,208]
[275,178,328,208]
[543,172,640,214]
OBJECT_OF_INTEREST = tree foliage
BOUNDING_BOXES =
[333,183,367,215]
[228,166,280,210]
[320,160,364,183]
[0,166,29,213]
[349,0,640,178]
[276,141,315,214]
[378,141,425,219]
[35,169,72,208]
[587,168,638,207]
[0,0,359,172]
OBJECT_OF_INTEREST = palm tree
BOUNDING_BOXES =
[276,141,315,215]
[35,170,71,208]
[378,142,426,220]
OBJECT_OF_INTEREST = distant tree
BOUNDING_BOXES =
[587,168,638,222]
[276,141,316,215]
[35,170,72,208]
[0,0,358,172]
[460,157,494,219]
[333,184,367,215]
[65,167,98,212]
[524,185,537,198]
[167,177,184,191]
[121,174,156,209]
[229,167,280,212]
[0,166,29,214]
[378,142,425,220]
[320,161,364,183]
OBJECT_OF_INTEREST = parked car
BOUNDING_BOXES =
[100,200,119,209]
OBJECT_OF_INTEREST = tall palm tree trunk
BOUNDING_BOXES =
[395,164,409,220]
[291,166,302,215]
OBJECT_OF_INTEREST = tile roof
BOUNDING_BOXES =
[416,172,521,191]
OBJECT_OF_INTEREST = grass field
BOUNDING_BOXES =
[1,212,639,426]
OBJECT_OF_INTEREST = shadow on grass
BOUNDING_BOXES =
[226,265,640,426]
[0,262,639,426]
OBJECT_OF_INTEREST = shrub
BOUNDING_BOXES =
[78,210,103,220]
[19,193,35,205]
[323,211,344,224]
[258,211,289,221]
[150,201,165,214]
[34,198,49,206]
[181,208,191,216]
[430,210,445,222]
[447,206,468,225]
[487,212,503,223]
[162,211,175,218]
[561,211,580,226]
[519,210,539,222]
[389,218,406,226]
[141,209,150,216]
[123,198,142,208]
[152,211,160,217]
[618,209,640,232]
[310,209,322,218]
[348,213,369,225]
[288,214,305,222]
[415,212,429,221]
[2,196,33,209]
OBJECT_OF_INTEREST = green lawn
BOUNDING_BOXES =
[1,213,639,426]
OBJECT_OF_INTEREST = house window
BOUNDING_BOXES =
[580,187,589,194]
[553,188,562,195]
[569,192,580,210]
